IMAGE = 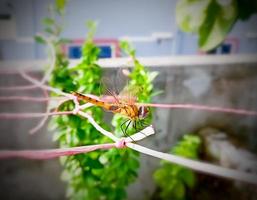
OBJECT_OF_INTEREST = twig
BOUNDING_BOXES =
[40,38,56,83]
[0,35,55,92]
[29,88,50,134]
[20,71,73,99]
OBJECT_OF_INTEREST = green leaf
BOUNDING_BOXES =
[153,135,201,199]
[179,169,196,188]
[55,0,67,12]
[34,35,46,44]
[44,27,54,34]
[86,21,98,41]
[176,0,211,33]
[148,71,159,82]
[173,181,185,199]
[58,38,72,44]
[119,40,135,57]
[198,0,237,51]
[151,90,163,97]
[42,17,55,26]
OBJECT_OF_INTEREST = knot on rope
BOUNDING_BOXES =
[115,138,126,148]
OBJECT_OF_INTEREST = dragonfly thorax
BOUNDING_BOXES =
[138,106,149,119]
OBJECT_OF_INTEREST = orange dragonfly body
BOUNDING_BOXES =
[72,91,149,138]
[72,92,148,121]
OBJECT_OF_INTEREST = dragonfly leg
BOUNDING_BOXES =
[124,120,132,135]
[136,120,148,137]
[120,120,134,142]
[121,119,129,135]
[132,121,137,132]
[123,120,136,142]
[140,120,149,128]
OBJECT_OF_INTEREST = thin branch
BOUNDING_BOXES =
[40,37,56,83]
[29,88,49,134]
[20,71,73,98]
[0,36,54,92]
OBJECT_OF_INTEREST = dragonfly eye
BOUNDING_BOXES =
[138,106,149,119]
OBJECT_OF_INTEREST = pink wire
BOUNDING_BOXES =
[0,96,52,102]
[0,85,37,91]
[0,111,73,119]
[101,95,257,116]
[0,69,34,75]
[0,143,118,160]
[137,103,257,116]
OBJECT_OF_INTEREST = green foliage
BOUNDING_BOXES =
[153,135,201,200]
[176,0,256,51]
[34,35,46,44]
[38,1,158,199]
[55,0,68,14]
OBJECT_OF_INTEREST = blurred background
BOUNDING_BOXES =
[0,0,257,200]
[0,0,256,59]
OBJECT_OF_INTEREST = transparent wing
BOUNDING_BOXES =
[118,84,141,104]
[100,68,141,105]
[100,76,120,105]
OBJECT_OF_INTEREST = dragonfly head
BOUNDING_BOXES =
[138,106,149,119]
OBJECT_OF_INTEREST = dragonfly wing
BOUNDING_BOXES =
[100,77,120,104]
[118,84,141,105]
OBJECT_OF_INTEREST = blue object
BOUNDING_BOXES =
[68,45,112,59]
[68,45,82,59]
[98,45,112,58]
[221,43,232,54]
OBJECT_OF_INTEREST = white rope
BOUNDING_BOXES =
[127,143,257,185]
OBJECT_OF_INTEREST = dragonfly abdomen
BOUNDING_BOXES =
[72,92,141,120]
[72,92,107,108]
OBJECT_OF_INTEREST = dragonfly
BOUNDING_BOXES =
[72,85,150,139]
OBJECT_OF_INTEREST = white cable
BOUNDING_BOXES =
[127,143,257,185]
